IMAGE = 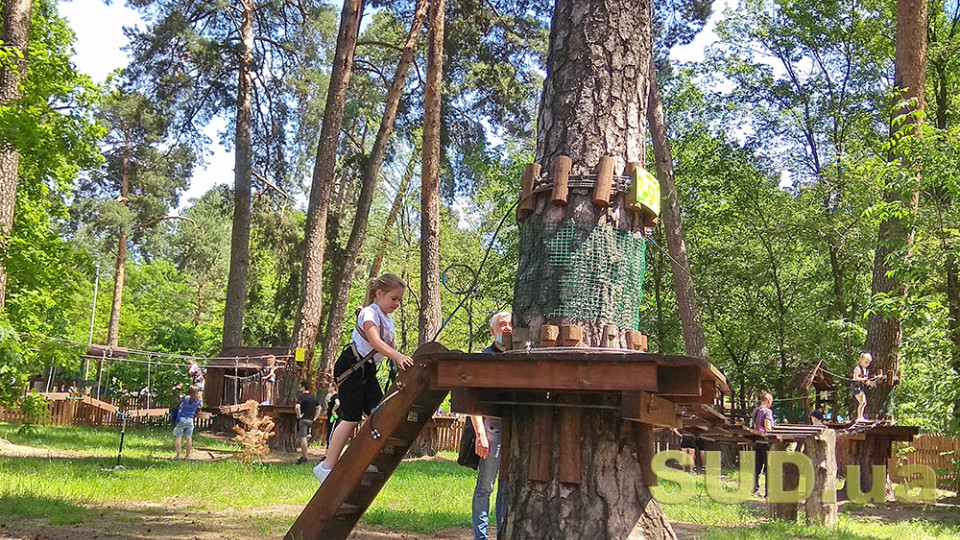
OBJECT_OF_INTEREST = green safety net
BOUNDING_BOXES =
[515,219,646,330]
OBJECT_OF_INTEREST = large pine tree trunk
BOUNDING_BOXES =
[222,0,255,348]
[319,0,429,376]
[506,1,674,538]
[863,0,926,419]
[418,0,444,344]
[0,0,33,310]
[292,0,364,369]
[107,125,132,348]
[646,61,709,361]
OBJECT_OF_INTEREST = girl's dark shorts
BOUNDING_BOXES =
[334,346,383,422]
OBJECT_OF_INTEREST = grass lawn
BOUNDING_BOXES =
[2,423,959,539]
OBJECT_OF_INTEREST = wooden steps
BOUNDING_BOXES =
[284,343,450,540]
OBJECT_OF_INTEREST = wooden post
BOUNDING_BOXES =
[626,331,643,351]
[518,163,540,222]
[501,330,514,350]
[593,156,614,207]
[769,441,800,521]
[540,325,559,347]
[601,324,618,348]
[561,324,583,347]
[551,155,572,206]
[512,327,529,350]
[804,429,838,526]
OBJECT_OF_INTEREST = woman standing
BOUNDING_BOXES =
[173,386,202,461]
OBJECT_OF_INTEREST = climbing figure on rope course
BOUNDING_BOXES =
[851,352,885,422]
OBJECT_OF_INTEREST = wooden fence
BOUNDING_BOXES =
[887,434,960,489]
[0,394,213,430]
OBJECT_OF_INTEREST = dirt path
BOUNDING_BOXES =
[0,438,91,459]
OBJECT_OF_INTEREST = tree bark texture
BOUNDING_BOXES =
[507,1,673,538]
[503,410,674,539]
[419,0,444,344]
[222,0,256,348]
[107,124,132,348]
[647,61,709,361]
[803,429,838,526]
[369,146,419,280]
[863,0,926,418]
[0,0,34,310]
[514,0,652,347]
[291,0,364,369]
[319,0,429,376]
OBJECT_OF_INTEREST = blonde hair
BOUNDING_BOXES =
[365,273,406,306]
[859,352,872,363]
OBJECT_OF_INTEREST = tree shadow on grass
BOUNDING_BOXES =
[0,495,90,525]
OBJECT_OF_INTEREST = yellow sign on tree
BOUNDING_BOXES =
[629,167,661,217]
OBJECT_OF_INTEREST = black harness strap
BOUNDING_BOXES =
[335,319,386,387]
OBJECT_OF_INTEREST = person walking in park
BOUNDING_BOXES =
[314,274,414,484]
[752,391,774,497]
[471,311,511,540]
[188,359,205,391]
[852,352,876,422]
[173,385,202,461]
[295,379,321,464]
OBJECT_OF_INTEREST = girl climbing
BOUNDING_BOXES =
[314,273,414,484]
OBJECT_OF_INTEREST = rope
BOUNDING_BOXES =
[430,195,522,343]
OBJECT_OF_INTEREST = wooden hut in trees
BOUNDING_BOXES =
[203,347,299,409]
[786,361,838,423]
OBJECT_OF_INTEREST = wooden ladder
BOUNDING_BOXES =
[285,343,450,540]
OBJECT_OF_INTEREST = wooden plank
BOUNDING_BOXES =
[436,360,658,392]
[528,407,552,482]
[558,408,581,484]
[82,396,119,413]
[551,155,572,206]
[126,408,171,418]
[517,163,540,221]
[621,391,680,429]
[593,156,614,208]
[39,392,69,401]
[499,414,511,483]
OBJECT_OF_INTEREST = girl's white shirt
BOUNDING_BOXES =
[352,303,396,365]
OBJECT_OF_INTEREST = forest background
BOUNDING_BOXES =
[1,0,959,435]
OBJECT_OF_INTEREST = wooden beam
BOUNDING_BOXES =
[449,387,502,417]
[528,407,552,482]
[621,391,680,428]
[435,360,658,392]
[558,408,581,484]
[656,366,701,395]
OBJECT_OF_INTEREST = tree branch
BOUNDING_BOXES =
[131,215,198,232]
